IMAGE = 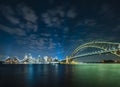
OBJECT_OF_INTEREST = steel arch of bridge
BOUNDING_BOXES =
[69,41,120,59]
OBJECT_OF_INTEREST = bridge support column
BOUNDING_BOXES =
[66,56,69,64]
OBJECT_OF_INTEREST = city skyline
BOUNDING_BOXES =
[0,53,59,61]
[3,53,59,64]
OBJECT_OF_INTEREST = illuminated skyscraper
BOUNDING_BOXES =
[44,56,48,62]
[24,54,28,59]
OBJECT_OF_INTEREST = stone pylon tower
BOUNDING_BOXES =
[66,56,69,64]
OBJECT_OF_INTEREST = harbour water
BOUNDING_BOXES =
[0,64,120,87]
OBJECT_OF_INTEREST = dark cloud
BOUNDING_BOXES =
[67,9,77,18]
[1,5,20,24]
[0,24,26,36]
[17,4,38,23]
[41,6,77,28]
[77,19,97,27]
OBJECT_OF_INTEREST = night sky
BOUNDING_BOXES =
[0,0,120,59]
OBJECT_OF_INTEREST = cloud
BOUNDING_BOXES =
[48,39,56,49]
[41,7,77,28]
[41,13,53,27]
[64,27,69,33]
[0,5,38,32]
[41,33,51,37]
[41,11,64,27]
[77,19,96,27]
[17,4,38,23]
[19,22,38,33]
[6,16,20,24]
[54,34,58,37]
[0,24,26,36]
[25,22,38,32]
[15,32,64,56]
[16,34,59,51]
[67,9,77,18]
[1,6,20,24]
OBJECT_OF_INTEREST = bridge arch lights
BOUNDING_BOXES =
[70,41,120,58]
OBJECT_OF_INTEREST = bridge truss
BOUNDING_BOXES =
[69,41,120,60]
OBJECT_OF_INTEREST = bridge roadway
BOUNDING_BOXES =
[61,51,110,62]
[69,49,117,59]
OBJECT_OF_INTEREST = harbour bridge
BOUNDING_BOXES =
[61,41,120,63]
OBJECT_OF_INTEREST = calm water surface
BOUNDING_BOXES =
[0,64,120,87]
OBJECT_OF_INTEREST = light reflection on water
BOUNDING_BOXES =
[26,64,34,87]
[0,64,120,87]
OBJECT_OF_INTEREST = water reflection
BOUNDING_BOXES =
[0,64,120,87]
[73,64,120,87]
[27,64,34,80]
[26,64,34,87]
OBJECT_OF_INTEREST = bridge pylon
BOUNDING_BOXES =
[66,56,70,64]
